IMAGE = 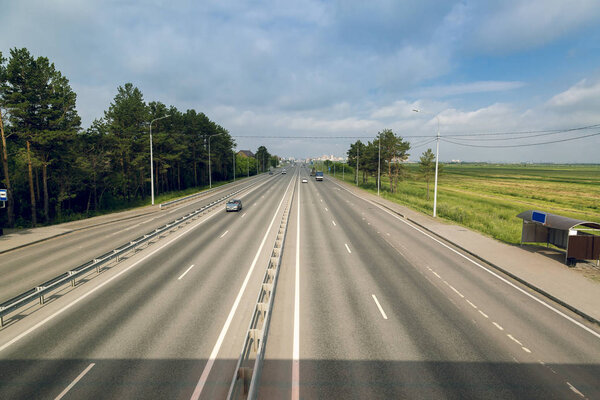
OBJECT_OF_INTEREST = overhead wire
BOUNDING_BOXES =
[442,131,600,148]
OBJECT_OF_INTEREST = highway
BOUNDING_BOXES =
[1,165,599,399]
[0,174,269,301]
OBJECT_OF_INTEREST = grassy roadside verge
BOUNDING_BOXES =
[328,164,600,245]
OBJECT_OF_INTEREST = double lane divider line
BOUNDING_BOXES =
[54,363,95,400]
[178,264,195,280]
[372,294,388,320]
[191,175,295,400]
[220,230,229,238]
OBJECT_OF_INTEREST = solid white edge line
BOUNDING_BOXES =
[190,175,295,400]
[292,176,301,400]
[54,363,95,400]
[0,177,273,354]
[345,243,351,254]
[326,177,600,340]
[178,264,195,280]
[219,230,229,238]
[372,294,388,320]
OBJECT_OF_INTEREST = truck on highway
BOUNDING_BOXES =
[315,171,324,181]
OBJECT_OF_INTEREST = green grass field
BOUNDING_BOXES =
[331,163,600,244]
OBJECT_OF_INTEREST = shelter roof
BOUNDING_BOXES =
[517,210,600,231]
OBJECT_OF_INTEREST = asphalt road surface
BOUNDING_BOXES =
[1,165,599,399]
[0,173,270,301]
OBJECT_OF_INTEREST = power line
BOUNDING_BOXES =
[444,124,600,141]
[442,131,600,148]
[441,123,600,137]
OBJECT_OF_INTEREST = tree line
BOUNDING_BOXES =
[346,128,441,198]
[0,48,275,228]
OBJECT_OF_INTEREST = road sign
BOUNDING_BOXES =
[0,189,7,202]
[532,211,546,224]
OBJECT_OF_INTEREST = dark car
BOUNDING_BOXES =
[226,199,243,212]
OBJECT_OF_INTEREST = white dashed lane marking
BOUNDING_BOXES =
[372,294,388,320]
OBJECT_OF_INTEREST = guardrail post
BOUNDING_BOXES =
[0,308,4,327]
[68,271,76,287]
[257,302,268,322]
[36,287,45,305]
[236,367,253,395]
[249,329,263,353]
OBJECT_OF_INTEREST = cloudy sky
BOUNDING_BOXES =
[2,0,600,162]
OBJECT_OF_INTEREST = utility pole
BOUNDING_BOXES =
[233,151,236,182]
[208,132,224,189]
[433,121,440,217]
[356,145,359,186]
[413,109,441,217]
[377,134,381,196]
[149,115,170,205]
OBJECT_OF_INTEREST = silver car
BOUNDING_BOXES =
[226,199,243,212]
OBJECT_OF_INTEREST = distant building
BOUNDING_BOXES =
[237,150,255,158]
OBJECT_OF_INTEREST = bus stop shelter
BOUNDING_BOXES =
[517,210,600,265]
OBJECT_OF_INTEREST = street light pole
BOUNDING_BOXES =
[356,144,359,186]
[413,109,440,217]
[208,132,224,189]
[433,119,440,217]
[233,150,236,182]
[149,115,170,205]
[377,134,381,196]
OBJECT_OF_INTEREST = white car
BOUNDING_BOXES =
[302,178,308,183]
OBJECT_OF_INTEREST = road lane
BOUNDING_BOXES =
[260,173,599,399]
[0,169,296,399]
[0,174,278,302]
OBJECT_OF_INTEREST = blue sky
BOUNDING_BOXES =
[2,0,600,162]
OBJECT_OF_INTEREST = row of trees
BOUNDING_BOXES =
[347,129,411,193]
[346,129,441,199]
[0,48,274,227]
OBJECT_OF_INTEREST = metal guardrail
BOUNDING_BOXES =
[159,173,269,209]
[160,183,229,209]
[0,187,247,327]
[227,177,295,399]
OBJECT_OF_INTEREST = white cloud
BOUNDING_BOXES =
[467,0,600,53]
[546,79,600,110]
[412,81,525,98]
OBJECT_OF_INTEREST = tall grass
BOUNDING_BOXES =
[330,164,600,244]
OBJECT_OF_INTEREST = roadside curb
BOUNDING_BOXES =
[369,197,600,327]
